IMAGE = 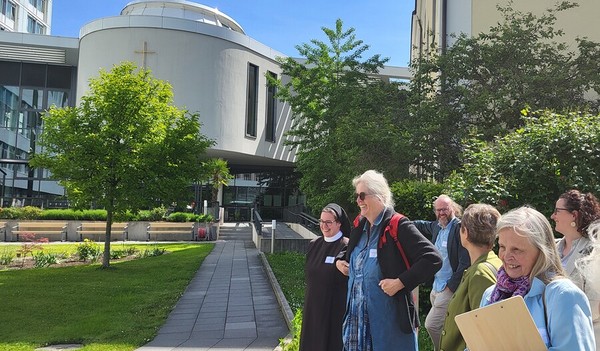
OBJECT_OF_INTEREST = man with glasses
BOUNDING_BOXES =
[413,195,470,351]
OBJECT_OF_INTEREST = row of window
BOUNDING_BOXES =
[0,0,46,33]
[245,63,277,143]
[0,0,15,20]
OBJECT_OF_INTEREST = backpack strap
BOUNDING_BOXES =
[379,213,410,269]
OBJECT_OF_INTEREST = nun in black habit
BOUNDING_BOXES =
[299,203,351,351]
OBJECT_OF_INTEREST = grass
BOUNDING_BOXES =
[266,251,434,351]
[0,242,214,351]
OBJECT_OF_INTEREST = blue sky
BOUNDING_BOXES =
[51,0,414,67]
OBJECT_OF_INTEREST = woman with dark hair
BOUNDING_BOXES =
[551,189,600,347]
[299,203,351,351]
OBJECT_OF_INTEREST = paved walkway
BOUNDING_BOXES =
[136,223,291,351]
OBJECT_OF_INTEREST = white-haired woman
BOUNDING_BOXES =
[480,206,595,350]
[336,170,442,350]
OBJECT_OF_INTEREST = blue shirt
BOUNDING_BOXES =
[432,218,456,292]
[481,277,595,350]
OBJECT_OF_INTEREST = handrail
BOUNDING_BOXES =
[252,209,263,235]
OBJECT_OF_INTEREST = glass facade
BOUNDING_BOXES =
[0,61,74,207]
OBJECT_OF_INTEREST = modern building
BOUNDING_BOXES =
[0,0,52,34]
[0,0,410,218]
[411,0,600,61]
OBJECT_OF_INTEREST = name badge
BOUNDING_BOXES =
[369,249,378,258]
[324,256,335,264]
[442,240,448,248]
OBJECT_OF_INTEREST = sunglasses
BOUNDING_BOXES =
[354,192,371,201]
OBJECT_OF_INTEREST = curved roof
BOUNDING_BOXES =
[122,0,245,34]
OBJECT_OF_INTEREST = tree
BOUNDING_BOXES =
[445,109,600,216]
[268,19,411,213]
[31,62,214,268]
[201,158,233,204]
[408,1,600,179]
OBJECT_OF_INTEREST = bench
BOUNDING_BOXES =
[0,222,6,241]
[146,222,195,241]
[12,222,67,242]
[77,222,129,241]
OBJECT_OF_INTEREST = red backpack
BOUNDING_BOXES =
[353,213,411,269]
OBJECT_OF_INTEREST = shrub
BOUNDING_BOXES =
[76,239,102,262]
[390,180,445,220]
[19,206,43,219]
[0,207,19,219]
[32,252,60,268]
[279,309,302,351]
[166,212,194,222]
[446,110,600,215]
[0,248,15,265]
[136,247,166,258]
[137,206,168,221]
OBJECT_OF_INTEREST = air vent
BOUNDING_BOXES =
[0,44,66,63]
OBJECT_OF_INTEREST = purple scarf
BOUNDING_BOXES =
[489,266,531,303]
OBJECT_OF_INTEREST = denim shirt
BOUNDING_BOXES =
[432,218,456,292]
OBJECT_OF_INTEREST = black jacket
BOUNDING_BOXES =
[413,217,470,292]
[338,208,442,332]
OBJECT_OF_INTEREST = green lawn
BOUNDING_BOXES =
[0,242,214,351]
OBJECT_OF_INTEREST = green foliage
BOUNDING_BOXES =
[390,180,445,220]
[0,248,14,265]
[17,206,43,220]
[266,251,306,312]
[31,62,214,267]
[76,239,102,262]
[408,1,600,179]
[136,246,166,258]
[137,206,167,221]
[199,158,233,203]
[32,252,61,268]
[279,309,302,351]
[165,212,213,222]
[269,19,411,213]
[446,110,600,215]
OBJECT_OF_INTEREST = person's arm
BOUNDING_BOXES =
[546,280,595,350]
[467,269,497,311]
[395,219,442,291]
[412,219,435,241]
[447,224,471,292]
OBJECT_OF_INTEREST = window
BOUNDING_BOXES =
[27,16,45,34]
[265,71,277,142]
[1,0,16,20]
[28,0,44,12]
[245,63,259,137]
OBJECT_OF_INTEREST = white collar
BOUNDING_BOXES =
[324,231,343,242]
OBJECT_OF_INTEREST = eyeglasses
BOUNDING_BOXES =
[319,219,336,226]
[553,207,570,214]
[435,207,450,213]
[354,192,372,201]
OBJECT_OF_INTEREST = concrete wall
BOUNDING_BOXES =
[2,220,208,242]
[78,15,297,167]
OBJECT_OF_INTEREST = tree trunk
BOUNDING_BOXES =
[102,208,113,268]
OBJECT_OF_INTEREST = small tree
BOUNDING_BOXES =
[202,158,233,204]
[268,19,411,212]
[31,62,214,268]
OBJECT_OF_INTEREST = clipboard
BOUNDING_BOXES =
[454,295,546,351]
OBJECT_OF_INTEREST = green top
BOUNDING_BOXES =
[439,251,502,351]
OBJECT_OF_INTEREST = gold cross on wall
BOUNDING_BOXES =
[134,41,156,68]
